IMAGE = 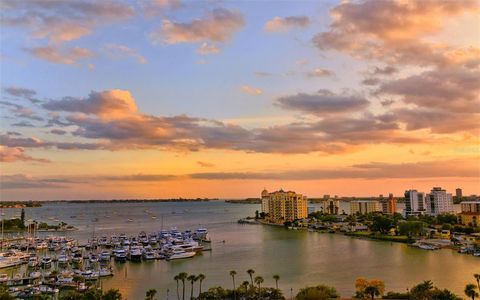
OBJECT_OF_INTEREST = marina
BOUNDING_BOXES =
[0,201,478,299]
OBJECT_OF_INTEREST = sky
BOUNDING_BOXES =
[0,0,479,201]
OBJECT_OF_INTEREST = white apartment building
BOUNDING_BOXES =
[425,187,454,216]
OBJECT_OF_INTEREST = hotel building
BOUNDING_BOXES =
[261,189,308,223]
[404,190,426,216]
[458,200,480,227]
[350,200,381,215]
[425,187,454,216]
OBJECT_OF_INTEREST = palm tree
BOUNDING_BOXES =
[475,274,480,292]
[254,276,264,289]
[273,275,280,290]
[178,272,188,300]
[145,289,157,300]
[174,275,181,300]
[197,274,206,298]
[241,281,250,295]
[230,270,237,300]
[247,269,255,285]
[465,284,479,300]
[188,274,197,300]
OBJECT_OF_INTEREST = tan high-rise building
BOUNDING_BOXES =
[263,189,308,223]
[350,200,381,215]
[321,198,340,215]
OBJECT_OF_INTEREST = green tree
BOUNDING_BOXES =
[465,284,479,300]
[295,285,338,300]
[145,288,157,300]
[102,289,123,300]
[410,280,434,300]
[254,276,264,289]
[371,215,392,234]
[475,274,480,292]
[197,274,206,299]
[187,274,197,300]
[247,269,255,285]
[398,221,425,237]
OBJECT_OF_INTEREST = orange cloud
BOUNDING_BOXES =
[264,16,310,32]
[241,85,263,96]
[0,146,49,163]
[25,46,94,65]
[313,0,479,67]
[2,1,134,44]
[150,8,244,45]
[104,44,147,64]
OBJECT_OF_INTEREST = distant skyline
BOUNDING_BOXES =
[1,0,479,201]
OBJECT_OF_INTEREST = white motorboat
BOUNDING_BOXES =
[41,256,52,268]
[114,249,127,262]
[57,253,70,264]
[0,274,7,283]
[167,248,196,260]
[88,253,99,263]
[100,251,111,262]
[128,246,142,261]
[30,271,42,279]
[28,256,39,268]
[143,248,156,260]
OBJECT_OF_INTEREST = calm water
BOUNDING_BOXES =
[1,201,478,299]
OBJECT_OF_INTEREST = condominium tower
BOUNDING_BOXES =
[404,190,426,216]
[261,189,308,223]
[425,187,454,216]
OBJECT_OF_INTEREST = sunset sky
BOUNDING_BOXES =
[1,0,479,201]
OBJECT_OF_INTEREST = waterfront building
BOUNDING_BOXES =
[404,190,426,216]
[321,197,340,215]
[456,188,463,199]
[264,189,308,223]
[458,200,480,227]
[381,193,397,215]
[350,200,381,215]
[261,189,270,214]
[425,187,454,216]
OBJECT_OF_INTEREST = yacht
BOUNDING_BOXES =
[128,246,142,261]
[99,267,113,277]
[0,274,8,283]
[88,253,99,263]
[41,256,52,268]
[72,252,83,264]
[100,251,111,262]
[143,248,156,260]
[114,249,127,262]
[30,271,42,279]
[57,253,70,264]
[167,248,196,260]
[193,228,208,240]
[28,256,39,268]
